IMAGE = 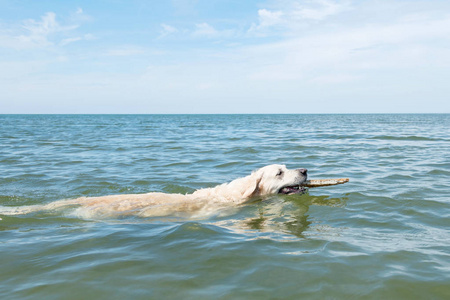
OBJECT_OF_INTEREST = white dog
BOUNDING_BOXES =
[1,164,308,218]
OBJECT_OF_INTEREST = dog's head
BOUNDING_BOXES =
[243,164,308,198]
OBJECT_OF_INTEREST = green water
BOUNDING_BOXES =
[0,114,449,299]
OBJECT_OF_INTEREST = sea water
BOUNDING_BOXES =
[0,114,449,299]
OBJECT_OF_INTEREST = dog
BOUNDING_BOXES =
[0,164,307,218]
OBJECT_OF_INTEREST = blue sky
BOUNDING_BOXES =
[1,0,449,113]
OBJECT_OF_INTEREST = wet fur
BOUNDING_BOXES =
[1,164,307,218]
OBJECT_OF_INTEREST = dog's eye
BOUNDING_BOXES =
[276,170,284,176]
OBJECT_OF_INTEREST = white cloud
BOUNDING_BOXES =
[0,10,93,50]
[249,0,351,35]
[160,23,178,37]
[243,13,450,83]
[70,7,92,23]
[291,0,350,21]
[59,37,82,46]
[59,33,96,46]
[18,12,78,48]
[190,23,236,39]
[192,23,218,38]
[248,9,284,34]
[258,9,284,27]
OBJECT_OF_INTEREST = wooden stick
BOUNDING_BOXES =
[301,178,349,188]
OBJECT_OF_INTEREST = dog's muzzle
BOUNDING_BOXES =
[278,168,308,195]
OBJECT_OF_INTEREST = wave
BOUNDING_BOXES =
[368,135,447,141]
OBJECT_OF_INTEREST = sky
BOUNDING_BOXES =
[0,0,449,114]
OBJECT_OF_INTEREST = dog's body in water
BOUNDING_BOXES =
[1,165,308,218]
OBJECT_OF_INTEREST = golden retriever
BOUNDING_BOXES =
[1,164,308,218]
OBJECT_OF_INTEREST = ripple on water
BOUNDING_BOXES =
[0,114,449,299]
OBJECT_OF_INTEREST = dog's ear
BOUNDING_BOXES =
[242,171,264,199]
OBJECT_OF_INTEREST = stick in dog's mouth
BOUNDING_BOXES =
[277,178,349,195]
[301,178,349,188]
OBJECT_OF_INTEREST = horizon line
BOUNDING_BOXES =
[1,112,449,115]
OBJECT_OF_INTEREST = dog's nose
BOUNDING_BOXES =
[298,168,307,175]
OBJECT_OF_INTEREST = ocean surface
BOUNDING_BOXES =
[0,114,449,299]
